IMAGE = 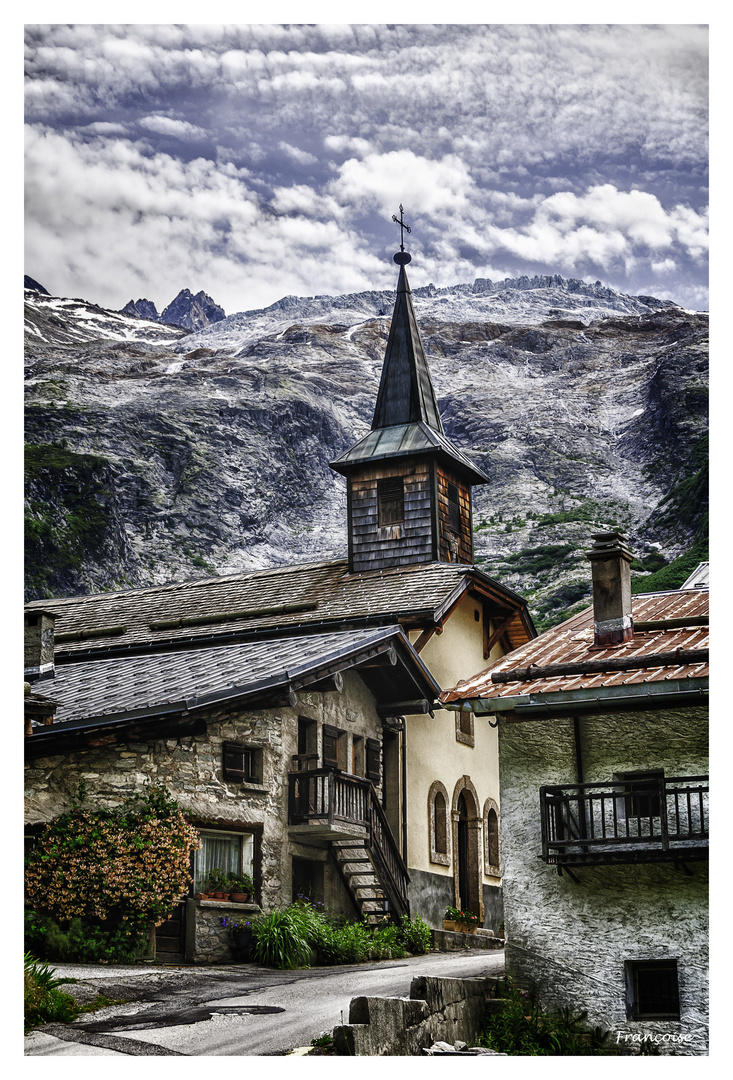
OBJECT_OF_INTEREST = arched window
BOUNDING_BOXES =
[428,781,450,866]
[483,798,501,876]
[434,791,447,854]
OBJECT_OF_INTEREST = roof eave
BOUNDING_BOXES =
[444,676,710,718]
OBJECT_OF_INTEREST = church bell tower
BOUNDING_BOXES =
[330,207,488,574]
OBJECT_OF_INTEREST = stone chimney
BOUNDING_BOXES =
[24,609,56,681]
[585,532,634,647]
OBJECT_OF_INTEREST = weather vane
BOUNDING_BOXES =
[392,204,412,265]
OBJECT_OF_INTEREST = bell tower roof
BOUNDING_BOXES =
[371,261,444,433]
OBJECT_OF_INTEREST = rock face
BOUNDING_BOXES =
[121,298,160,322]
[160,289,226,330]
[24,276,708,627]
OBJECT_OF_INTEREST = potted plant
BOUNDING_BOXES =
[443,906,479,933]
[443,906,462,932]
[204,868,230,899]
[227,872,255,903]
[221,915,254,961]
[498,921,505,939]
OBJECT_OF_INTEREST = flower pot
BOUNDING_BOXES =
[458,923,478,934]
[230,892,250,903]
[443,919,458,932]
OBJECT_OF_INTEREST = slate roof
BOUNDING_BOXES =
[34,625,440,731]
[441,589,709,711]
[26,558,535,657]
[330,420,490,484]
[330,262,489,485]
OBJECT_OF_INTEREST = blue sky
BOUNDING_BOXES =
[24,19,709,314]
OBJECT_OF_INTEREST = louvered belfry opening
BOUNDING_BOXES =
[330,241,489,573]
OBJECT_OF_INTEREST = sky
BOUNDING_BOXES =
[24,18,709,315]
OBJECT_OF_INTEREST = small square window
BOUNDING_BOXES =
[223,742,262,784]
[626,960,680,1020]
[615,770,663,819]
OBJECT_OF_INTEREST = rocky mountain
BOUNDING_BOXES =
[24,274,708,628]
[121,288,226,331]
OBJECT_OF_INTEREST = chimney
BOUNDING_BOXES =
[24,609,56,681]
[585,532,634,647]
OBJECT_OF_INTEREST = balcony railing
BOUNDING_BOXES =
[539,775,708,867]
[288,767,410,915]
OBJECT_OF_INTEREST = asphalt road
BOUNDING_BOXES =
[25,949,504,1057]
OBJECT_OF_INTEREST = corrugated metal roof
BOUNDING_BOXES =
[680,562,709,589]
[442,589,709,705]
[40,625,437,728]
[26,558,534,656]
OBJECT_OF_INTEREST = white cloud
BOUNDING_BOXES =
[139,115,209,141]
[330,150,475,216]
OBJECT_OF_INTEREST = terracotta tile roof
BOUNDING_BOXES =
[441,589,709,706]
[26,558,534,656]
[38,625,438,728]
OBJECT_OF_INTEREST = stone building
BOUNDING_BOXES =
[24,241,536,961]
[442,536,709,1054]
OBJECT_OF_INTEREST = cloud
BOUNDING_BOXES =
[139,115,209,141]
[24,24,709,310]
[330,150,475,216]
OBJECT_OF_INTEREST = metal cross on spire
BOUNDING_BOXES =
[392,204,412,251]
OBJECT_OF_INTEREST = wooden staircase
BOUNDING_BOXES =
[288,767,410,923]
[331,839,389,926]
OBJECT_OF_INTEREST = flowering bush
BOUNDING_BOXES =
[25,783,200,933]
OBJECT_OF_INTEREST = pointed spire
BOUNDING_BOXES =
[372,256,444,433]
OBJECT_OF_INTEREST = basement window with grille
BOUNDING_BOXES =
[378,477,404,527]
[625,960,680,1020]
[222,742,263,786]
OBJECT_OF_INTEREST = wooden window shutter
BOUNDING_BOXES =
[378,477,404,526]
[322,725,340,768]
[448,482,460,532]
[366,738,381,783]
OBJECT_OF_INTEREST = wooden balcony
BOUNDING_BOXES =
[539,775,708,868]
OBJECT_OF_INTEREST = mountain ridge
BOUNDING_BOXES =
[24,273,708,627]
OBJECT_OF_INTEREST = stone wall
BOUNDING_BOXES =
[332,975,496,1055]
[24,669,386,957]
[498,705,709,1055]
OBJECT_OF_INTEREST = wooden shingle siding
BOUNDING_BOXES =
[350,459,435,573]
[437,466,473,563]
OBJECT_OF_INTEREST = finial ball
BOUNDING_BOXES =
[393,251,412,265]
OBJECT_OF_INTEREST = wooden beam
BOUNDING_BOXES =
[377,699,431,718]
[484,613,516,660]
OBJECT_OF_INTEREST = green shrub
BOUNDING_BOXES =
[396,914,432,955]
[476,979,611,1055]
[24,954,79,1032]
[25,913,152,964]
[250,908,314,969]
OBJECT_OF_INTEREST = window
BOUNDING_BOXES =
[615,770,664,820]
[378,477,404,526]
[455,708,475,747]
[447,482,461,532]
[428,781,450,865]
[351,735,365,776]
[194,829,255,893]
[292,717,317,772]
[626,960,680,1020]
[222,741,262,784]
[434,791,447,854]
